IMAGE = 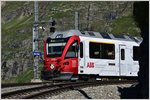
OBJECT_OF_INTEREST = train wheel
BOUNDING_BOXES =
[82,75,89,81]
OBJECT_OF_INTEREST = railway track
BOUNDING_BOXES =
[1,80,138,99]
[2,81,57,88]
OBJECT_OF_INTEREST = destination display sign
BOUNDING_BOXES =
[50,39,64,43]
[47,37,70,43]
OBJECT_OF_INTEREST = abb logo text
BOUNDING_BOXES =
[87,62,94,68]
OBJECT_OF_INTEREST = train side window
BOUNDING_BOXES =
[89,42,115,59]
[88,32,95,36]
[80,42,83,58]
[133,46,139,61]
[121,49,125,60]
[65,42,77,59]
[101,44,115,59]
[89,42,100,58]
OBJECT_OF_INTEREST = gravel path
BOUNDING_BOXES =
[48,84,138,99]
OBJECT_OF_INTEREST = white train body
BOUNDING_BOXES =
[78,36,139,76]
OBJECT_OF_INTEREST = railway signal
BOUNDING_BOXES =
[49,17,56,33]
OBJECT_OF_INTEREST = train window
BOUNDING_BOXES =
[80,42,83,58]
[100,33,111,39]
[88,32,95,36]
[89,42,115,59]
[47,43,65,57]
[89,42,100,58]
[121,49,125,60]
[81,32,85,35]
[133,46,139,61]
[113,34,125,39]
[65,42,77,59]
[129,36,139,43]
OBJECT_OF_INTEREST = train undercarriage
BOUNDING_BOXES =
[41,70,138,81]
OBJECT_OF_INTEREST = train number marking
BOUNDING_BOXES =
[87,62,94,68]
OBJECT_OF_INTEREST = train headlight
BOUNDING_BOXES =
[50,64,54,69]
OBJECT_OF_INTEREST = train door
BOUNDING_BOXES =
[78,42,85,74]
[119,45,127,76]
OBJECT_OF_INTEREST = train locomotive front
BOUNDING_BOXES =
[41,35,80,80]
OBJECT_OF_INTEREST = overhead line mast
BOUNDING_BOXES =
[75,11,79,30]
[32,1,40,82]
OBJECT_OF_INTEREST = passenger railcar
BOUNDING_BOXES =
[41,30,141,80]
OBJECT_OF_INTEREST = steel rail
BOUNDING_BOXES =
[1,81,85,99]
[1,80,138,99]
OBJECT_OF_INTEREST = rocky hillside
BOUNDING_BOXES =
[1,1,140,81]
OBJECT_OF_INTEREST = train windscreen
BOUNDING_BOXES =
[46,37,69,57]
[47,43,66,57]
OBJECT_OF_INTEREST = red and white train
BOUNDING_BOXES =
[41,30,141,80]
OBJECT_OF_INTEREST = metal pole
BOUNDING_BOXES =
[75,11,79,30]
[33,1,39,79]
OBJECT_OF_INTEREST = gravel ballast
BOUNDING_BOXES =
[48,84,137,99]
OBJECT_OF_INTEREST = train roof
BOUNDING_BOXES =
[50,30,142,44]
